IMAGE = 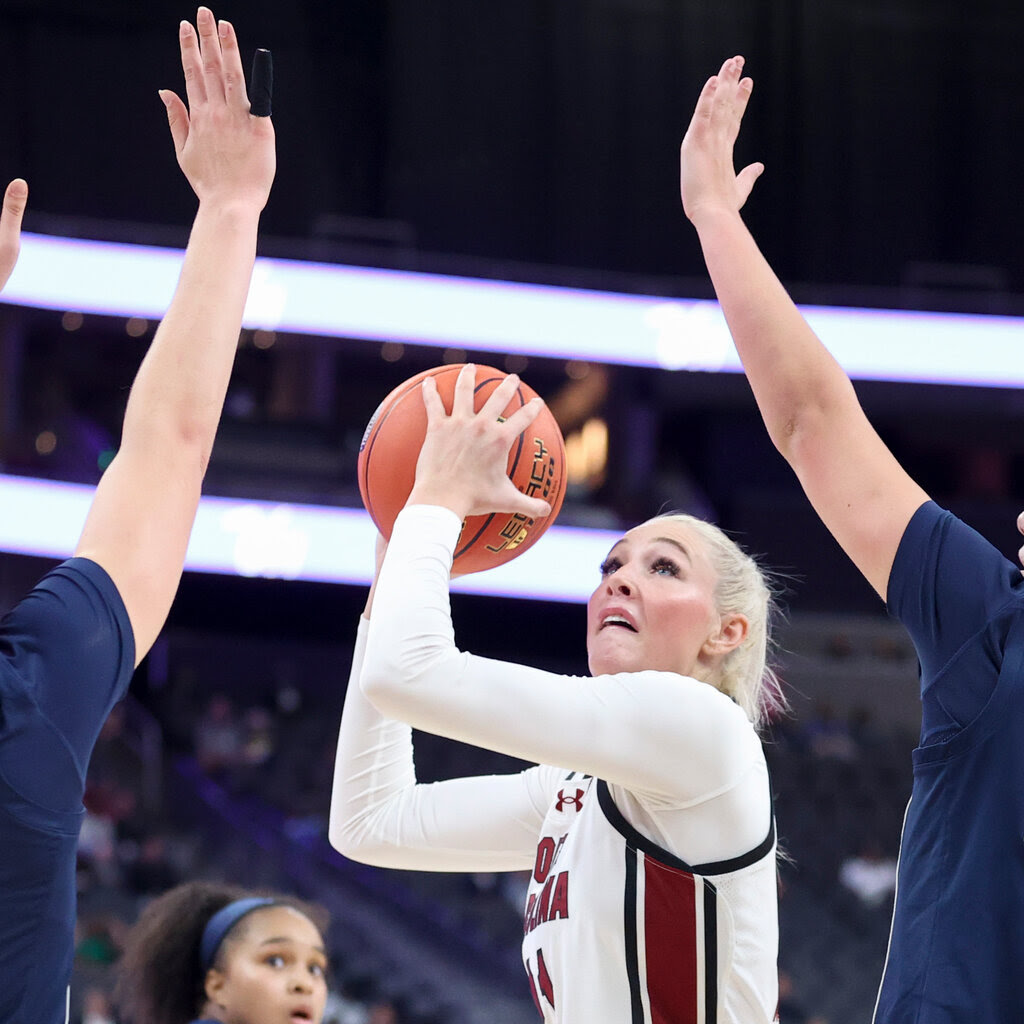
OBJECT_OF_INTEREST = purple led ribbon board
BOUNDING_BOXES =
[2,231,1022,597]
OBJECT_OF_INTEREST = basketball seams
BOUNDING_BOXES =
[359,366,444,534]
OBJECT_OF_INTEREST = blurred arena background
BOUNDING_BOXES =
[3,1,1024,1021]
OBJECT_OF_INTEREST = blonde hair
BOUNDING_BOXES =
[641,512,785,729]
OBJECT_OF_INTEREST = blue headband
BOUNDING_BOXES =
[199,897,276,970]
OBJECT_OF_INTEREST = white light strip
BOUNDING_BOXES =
[3,232,1024,386]
[0,473,616,603]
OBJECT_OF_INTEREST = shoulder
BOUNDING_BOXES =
[5,557,128,627]
[0,557,133,669]
[612,669,764,782]
[889,501,1021,620]
[892,502,1014,588]
[615,669,756,728]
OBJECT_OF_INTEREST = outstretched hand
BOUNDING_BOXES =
[0,178,27,292]
[680,55,763,224]
[159,7,275,211]
[407,364,554,523]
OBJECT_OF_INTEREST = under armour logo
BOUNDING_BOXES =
[556,788,584,812]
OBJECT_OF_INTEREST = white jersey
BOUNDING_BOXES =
[331,505,779,1023]
[523,771,776,1024]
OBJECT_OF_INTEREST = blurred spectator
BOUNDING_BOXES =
[124,834,180,897]
[193,693,245,778]
[848,706,884,750]
[366,1000,401,1024]
[840,841,898,908]
[74,913,123,967]
[77,806,122,890]
[78,987,116,1024]
[88,704,136,789]
[777,970,828,1024]
[803,703,858,762]
[323,988,372,1024]
[241,705,277,769]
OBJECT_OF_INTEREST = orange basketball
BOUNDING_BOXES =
[358,364,567,575]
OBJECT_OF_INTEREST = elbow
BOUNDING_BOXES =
[360,638,452,719]
[759,371,861,465]
[768,412,803,463]
[359,662,403,718]
[121,413,212,483]
[327,818,367,863]
[329,809,414,870]
[328,808,390,866]
[766,392,846,466]
[176,418,214,479]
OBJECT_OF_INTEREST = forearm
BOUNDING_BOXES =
[690,206,861,458]
[331,618,541,871]
[330,618,420,865]
[119,201,261,468]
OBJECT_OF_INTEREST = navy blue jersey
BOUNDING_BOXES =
[0,558,134,1024]
[880,501,1024,1022]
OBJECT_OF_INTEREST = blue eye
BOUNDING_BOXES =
[651,557,679,577]
[310,962,326,978]
[265,954,286,968]
[599,557,621,577]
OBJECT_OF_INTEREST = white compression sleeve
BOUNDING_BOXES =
[330,616,555,870]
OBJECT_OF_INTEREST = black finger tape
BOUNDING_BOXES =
[249,48,273,117]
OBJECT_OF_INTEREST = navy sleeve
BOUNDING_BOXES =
[887,501,1022,743]
[0,557,135,818]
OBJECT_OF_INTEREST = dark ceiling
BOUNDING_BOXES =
[3,0,1023,304]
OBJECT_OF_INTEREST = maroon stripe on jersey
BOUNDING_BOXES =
[643,855,700,1024]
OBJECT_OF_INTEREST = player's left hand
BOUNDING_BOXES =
[680,55,763,224]
[408,364,553,522]
[159,7,275,213]
[0,178,28,292]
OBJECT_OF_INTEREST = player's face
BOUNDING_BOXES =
[586,520,724,678]
[206,906,328,1024]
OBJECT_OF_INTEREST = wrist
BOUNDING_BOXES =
[194,196,266,226]
[406,484,470,521]
[687,201,744,234]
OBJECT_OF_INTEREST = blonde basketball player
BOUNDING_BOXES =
[331,366,782,1023]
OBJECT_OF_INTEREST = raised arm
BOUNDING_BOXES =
[679,57,927,600]
[74,8,275,662]
[330,533,553,871]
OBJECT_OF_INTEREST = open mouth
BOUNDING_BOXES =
[601,614,637,632]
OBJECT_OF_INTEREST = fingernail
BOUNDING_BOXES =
[179,20,191,36]
[157,89,171,107]
[219,20,231,37]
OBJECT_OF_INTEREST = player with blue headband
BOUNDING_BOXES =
[116,881,329,1024]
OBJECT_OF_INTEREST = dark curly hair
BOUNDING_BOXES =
[114,880,328,1024]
